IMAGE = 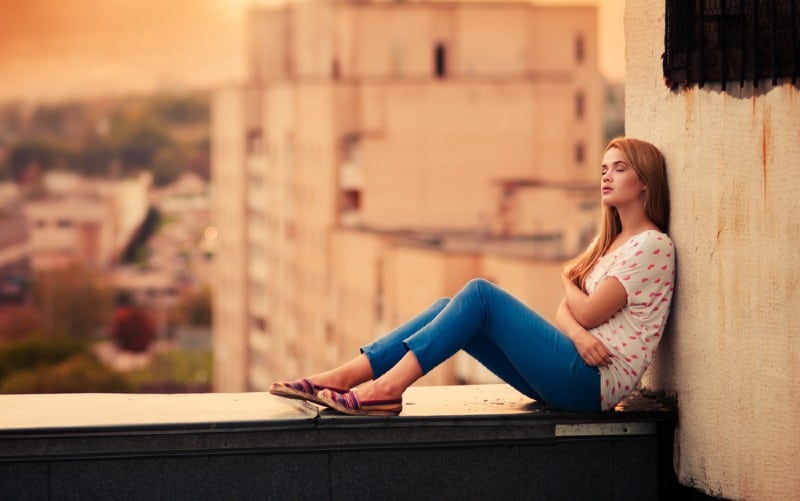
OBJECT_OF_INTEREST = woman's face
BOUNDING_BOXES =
[600,147,646,208]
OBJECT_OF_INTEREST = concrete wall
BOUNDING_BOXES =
[211,87,248,392]
[625,2,800,499]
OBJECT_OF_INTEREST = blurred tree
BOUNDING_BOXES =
[30,264,115,340]
[111,306,157,353]
[183,287,212,327]
[127,350,212,393]
[121,206,161,264]
[30,102,86,139]
[0,103,25,137]
[186,138,211,180]
[6,138,60,181]
[0,354,130,394]
[110,113,172,173]
[77,137,115,177]
[0,336,85,381]
[151,144,187,186]
[148,93,209,125]
[0,305,42,344]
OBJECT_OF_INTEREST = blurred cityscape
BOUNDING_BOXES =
[0,94,214,392]
[0,0,624,394]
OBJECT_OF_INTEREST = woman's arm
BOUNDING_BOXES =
[560,273,627,329]
[555,299,612,367]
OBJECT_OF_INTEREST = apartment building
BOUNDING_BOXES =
[23,171,151,270]
[0,183,29,302]
[213,0,603,391]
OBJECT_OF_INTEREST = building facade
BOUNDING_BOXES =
[213,0,603,391]
[23,171,151,271]
[0,183,29,302]
[625,1,800,498]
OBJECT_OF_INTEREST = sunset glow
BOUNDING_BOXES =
[0,0,624,103]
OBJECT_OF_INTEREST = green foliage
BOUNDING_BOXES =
[2,91,210,187]
[77,137,115,177]
[121,206,161,265]
[0,353,130,394]
[147,93,209,125]
[29,101,86,139]
[0,305,42,344]
[6,138,62,180]
[151,143,187,186]
[125,349,211,392]
[183,287,212,327]
[110,113,172,172]
[0,336,85,381]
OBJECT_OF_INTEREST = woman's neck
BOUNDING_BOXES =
[614,202,658,240]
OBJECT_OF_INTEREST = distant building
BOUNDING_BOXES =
[213,0,603,391]
[0,183,29,302]
[23,171,151,271]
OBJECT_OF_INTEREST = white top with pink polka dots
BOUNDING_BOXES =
[585,230,676,410]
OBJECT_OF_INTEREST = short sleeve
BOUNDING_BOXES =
[606,233,675,307]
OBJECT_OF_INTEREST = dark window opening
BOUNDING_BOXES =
[341,189,362,211]
[434,43,447,78]
[575,91,585,118]
[251,316,269,332]
[246,129,263,155]
[664,0,800,90]
[575,142,585,164]
[575,34,585,63]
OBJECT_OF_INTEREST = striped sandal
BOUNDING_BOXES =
[268,378,348,407]
[316,388,403,416]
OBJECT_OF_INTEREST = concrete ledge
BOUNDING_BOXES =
[0,385,679,500]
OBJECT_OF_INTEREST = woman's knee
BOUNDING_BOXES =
[432,297,451,309]
[464,277,494,294]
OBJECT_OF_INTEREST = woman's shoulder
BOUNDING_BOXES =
[622,230,675,258]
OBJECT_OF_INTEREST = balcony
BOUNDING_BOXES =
[0,384,685,500]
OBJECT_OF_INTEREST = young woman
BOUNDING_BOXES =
[270,137,675,415]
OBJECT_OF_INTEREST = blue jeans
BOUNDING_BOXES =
[362,278,601,412]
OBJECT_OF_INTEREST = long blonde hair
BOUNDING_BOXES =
[565,137,670,290]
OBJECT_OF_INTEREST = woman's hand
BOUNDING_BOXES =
[556,299,613,367]
[571,329,613,367]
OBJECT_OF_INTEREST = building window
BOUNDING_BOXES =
[575,142,585,164]
[575,91,585,119]
[664,0,800,90]
[341,189,361,211]
[575,34,585,63]
[246,129,263,155]
[434,43,447,78]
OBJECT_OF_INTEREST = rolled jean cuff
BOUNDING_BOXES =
[360,342,408,379]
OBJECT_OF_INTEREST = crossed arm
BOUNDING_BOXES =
[555,273,628,367]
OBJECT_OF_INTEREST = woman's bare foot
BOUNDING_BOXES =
[347,351,424,402]
[271,354,374,397]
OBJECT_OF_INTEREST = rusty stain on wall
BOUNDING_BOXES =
[762,104,771,199]
[684,86,694,126]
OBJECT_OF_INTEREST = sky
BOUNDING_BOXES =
[0,0,625,103]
